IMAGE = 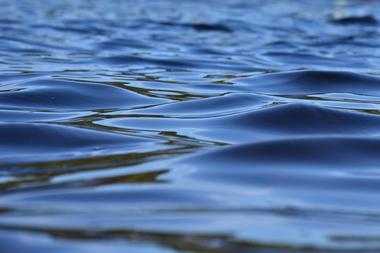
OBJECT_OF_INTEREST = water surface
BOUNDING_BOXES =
[1,0,380,252]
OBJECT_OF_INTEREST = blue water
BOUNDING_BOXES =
[1,0,380,252]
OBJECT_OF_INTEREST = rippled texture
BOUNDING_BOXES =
[1,0,380,252]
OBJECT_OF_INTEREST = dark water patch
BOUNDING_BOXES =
[182,137,380,172]
[240,70,380,95]
[159,21,233,33]
[331,15,378,25]
[221,103,380,135]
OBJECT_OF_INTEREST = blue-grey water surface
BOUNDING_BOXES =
[1,0,380,252]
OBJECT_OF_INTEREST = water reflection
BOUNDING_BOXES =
[1,0,380,252]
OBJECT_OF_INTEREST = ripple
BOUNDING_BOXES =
[240,70,380,95]
[221,103,380,135]
[1,0,380,252]
[182,137,380,172]
[138,93,269,116]
[0,124,151,164]
[0,79,165,111]
[177,136,380,212]
[102,103,380,144]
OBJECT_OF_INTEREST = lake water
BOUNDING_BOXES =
[1,0,380,252]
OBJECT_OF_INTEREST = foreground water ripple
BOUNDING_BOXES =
[1,0,380,252]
